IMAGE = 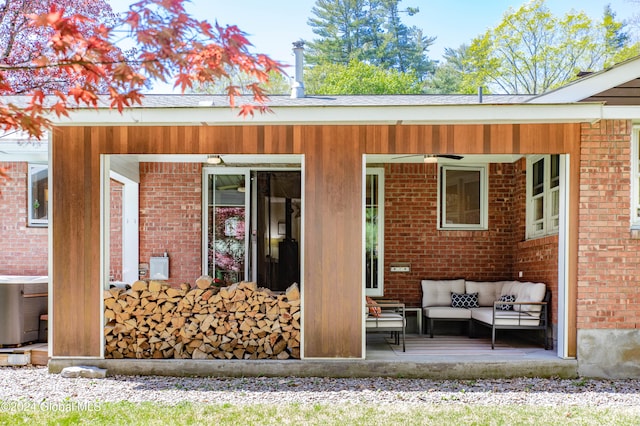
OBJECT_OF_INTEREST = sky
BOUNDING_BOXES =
[108,0,640,91]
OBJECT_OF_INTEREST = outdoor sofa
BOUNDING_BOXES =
[421,279,551,349]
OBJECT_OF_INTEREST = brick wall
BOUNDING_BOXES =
[383,163,518,307]
[577,120,640,330]
[109,179,123,282]
[0,162,48,276]
[139,163,202,286]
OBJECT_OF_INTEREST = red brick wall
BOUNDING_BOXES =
[139,163,202,286]
[577,120,640,330]
[0,162,48,276]
[109,179,123,282]
[383,163,518,307]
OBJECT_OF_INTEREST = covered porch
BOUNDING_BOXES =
[49,97,585,363]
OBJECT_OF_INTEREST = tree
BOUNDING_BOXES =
[306,0,435,79]
[304,60,422,94]
[306,0,373,65]
[1,0,117,95]
[192,70,291,95]
[0,0,283,188]
[424,45,473,94]
[0,0,283,139]
[462,0,634,94]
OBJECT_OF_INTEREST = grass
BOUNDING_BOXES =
[1,402,639,426]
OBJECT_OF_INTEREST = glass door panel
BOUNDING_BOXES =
[365,168,384,296]
[205,172,249,284]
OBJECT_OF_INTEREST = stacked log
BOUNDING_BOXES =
[104,277,301,360]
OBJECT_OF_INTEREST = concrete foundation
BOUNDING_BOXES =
[49,358,578,380]
[578,329,640,378]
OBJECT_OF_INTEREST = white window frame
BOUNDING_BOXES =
[526,155,560,239]
[27,163,48,227]
[437,164,488,230]
[632,126,640,228]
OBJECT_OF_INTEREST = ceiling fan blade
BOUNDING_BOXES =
[391,154,422,160]
[437,154,464,160]
[390,154,464,161]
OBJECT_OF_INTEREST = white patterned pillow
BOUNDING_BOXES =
[450,292,479,308]
[497,294,516,311]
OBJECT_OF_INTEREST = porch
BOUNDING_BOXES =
[48,333,576,379]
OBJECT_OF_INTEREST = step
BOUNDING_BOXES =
[0,343,48,367]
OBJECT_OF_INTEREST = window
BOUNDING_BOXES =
[364,168,384,296]
[438,165,488,229]
[526,155,560,238]
[28,164,48,227]
[633,128,640,228]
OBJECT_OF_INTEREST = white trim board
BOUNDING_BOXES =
[54,103,605,127]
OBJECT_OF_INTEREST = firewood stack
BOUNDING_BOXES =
[104,276,301,360]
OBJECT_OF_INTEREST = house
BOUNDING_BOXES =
[2,54,640,378]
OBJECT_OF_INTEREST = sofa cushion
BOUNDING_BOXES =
[365,312,405,328]
[470,307,541,326]
[500,281,546,314]
[465,281,505,306]
[496,294,516,311]
[423,306,471,319]
[421,279,465,307]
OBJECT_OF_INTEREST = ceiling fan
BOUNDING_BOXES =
[391,154,464,163]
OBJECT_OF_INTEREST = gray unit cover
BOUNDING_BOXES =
[0,276,48,346]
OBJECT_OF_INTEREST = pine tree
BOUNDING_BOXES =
[306,0,434,80]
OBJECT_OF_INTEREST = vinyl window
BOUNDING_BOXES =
[438,165,488,230]
[526,155,559,238]
[28,164,48,227]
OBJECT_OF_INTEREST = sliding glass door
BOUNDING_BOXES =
[203,170,250,284]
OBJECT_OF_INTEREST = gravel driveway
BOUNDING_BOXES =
[1,366,640,408]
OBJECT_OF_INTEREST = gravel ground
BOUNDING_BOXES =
[1,366,640,408]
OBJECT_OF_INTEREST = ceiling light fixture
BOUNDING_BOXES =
[206,155,222,164]
[423,154,438,163]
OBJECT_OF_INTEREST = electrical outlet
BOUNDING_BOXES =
[390,265,410,272]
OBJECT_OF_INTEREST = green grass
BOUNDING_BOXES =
[1,401,639,426]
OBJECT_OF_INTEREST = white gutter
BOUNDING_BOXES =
[54,103,605,127]
[601,105,640,121]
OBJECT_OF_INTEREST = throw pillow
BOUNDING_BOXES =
[450,292,479,308]
[497,294,516,311]
[366,296,381,317]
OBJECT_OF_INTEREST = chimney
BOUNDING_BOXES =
[291,41,305,98]
[478,86,483,104]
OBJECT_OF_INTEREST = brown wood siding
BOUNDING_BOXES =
[51,127,102,356]
[51,123,579,358]
[581,78,640,105]
[302,126,364,357]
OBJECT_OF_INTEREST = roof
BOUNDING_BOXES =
[126,93,535,108]
[6,55,640,127]
[2,93,533,109]
[529,55,640,104]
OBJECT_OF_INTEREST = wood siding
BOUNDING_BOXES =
[582,78,640,105]
[51,123,580,358]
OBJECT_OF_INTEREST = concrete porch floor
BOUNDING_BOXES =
[47,333,578,379]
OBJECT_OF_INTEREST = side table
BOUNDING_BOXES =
[403,307,423,335]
